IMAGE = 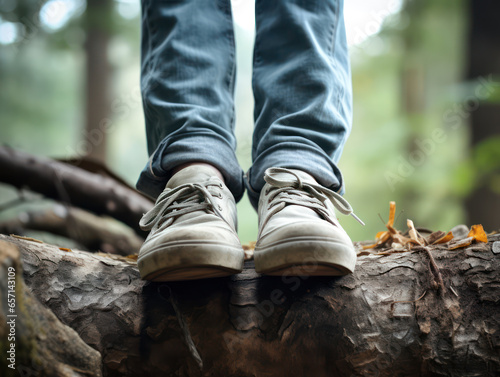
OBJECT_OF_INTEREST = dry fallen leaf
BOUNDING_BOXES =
[388,200,396,227]
[468,224,488,243]
[425,231,445,245]
[356,202,487,255]
[434,231,454,244]
[242,241,256,251]
[407,219,424,245]
[449,236,474,250]
[362,202,396,250]
[448,224,488,250]
[242,241,256,260]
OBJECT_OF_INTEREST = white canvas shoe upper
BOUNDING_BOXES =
[140,166,238,237]
[255,167,362,275]
[137,165,244,281]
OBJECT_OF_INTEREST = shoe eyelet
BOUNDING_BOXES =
[264,188,270,195]
[218,204,223,211]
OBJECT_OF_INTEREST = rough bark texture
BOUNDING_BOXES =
[0,234,499,376]
[0,240,102,377]
[0,146,152,236]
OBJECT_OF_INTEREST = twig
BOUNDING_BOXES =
[449,286,459,297]
[160,285,203,371]
[390,290,427,311]
[421,246,446,295]
[395,209,405,226]
[377,213,385,225]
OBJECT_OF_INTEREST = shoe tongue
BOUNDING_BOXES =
[166,165,219,189]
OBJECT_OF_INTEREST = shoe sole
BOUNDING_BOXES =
[138,241,244,282]
[254,238,356,276]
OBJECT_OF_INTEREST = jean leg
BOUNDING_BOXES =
[136,0,244,201]
[247,0,352,209]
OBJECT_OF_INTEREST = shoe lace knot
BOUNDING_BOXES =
[264,167,364,226]
[139,182,223,231]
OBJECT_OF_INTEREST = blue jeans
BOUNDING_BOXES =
[137,0,352,210]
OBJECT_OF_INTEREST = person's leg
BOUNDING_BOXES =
[137,0,244,202]
[250,0,360,276]
[136,0,245,281]
[247,0,352,208]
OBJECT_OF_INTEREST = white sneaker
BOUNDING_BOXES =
[254,167,363,276]
[138,165,244,281]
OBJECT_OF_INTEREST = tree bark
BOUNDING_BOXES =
[0,146,152,236]
[0,240,102,377]
[1,234,499,377]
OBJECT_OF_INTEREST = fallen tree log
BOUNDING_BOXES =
[0,146,153,236]
[0,206,144,255]
[1,233,499,376]
[0,240,102,377]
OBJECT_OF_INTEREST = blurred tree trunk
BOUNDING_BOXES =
[399,0,426,210]
[465,0,500,231]
[83,0,113,164]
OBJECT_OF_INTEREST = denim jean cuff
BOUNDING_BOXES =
[245,143,345,210]
[136,134,245,202]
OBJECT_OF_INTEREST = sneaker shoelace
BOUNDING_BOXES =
[262,167,365,228]
[139,182,224,232]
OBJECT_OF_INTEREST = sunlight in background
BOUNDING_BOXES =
[39,0,85,31]
[116,0,140,20]
[0,18,17,44]
[0,0,402,46]
[230,0,403,47]
[344,0,403,46]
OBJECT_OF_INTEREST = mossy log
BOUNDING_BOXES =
[0,240,102,377]
[0,234,499,377]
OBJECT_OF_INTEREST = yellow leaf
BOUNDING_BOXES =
[363,231,391,249]
[434,231,454,244]
[242,241,256,251]
[468,224,488,243]
[387,201,396,227]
